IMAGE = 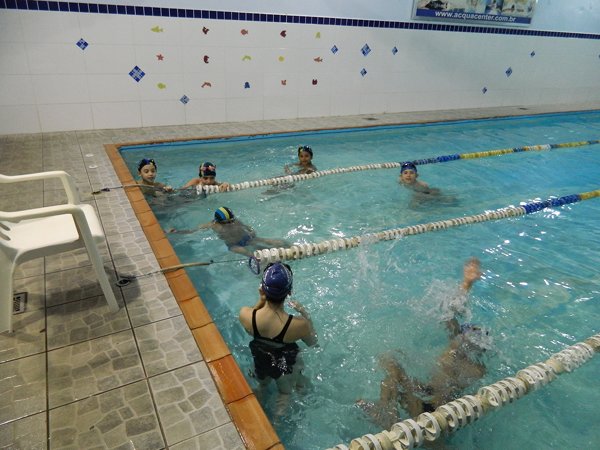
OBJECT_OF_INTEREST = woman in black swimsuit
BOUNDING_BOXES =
[239,262,318,414]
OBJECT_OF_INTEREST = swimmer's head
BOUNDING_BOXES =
[199,162,217,177]
[458,323,493,353]
[261,262,293,301]
[298,146,313,158]
[138,158,157,172]
[400,162,417,174]
[214,206,235,223]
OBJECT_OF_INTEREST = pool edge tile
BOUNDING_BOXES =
[227,395,281,450]
[208,355,252,404]
[192,323,231,361]
[179,297,212,329]
[105,143,280,450]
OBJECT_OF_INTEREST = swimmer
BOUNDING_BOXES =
[181,161,230,192]
[398,162,439,195]
[284,146,317,175]
[169,207,290,257]
[239,262,318,415]
[358,258,488,429]
[137,158,174,196]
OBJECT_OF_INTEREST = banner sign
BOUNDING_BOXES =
[414,0,536,26]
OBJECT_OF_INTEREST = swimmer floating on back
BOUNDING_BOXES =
[181,161,230,192]
[358,258,489,429]
[169,207,290,257]
[137,158,174,196]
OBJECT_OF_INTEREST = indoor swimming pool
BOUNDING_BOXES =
[120,111,600,449]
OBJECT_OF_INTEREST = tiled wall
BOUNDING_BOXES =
[1,1,599,134]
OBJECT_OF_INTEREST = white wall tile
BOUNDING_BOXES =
[38,103,93,132]
[298,94,330,118]
[0,105,41,134]
[0,75,35,106]
[0,43,30,74]
[77,13,134,45]
[330,93,361,116]
[137,73,184,101]
[26,43,86,74]
[140,100,186,127]
[0,11,25,43]
[264,95,298,120]
[91,102,142,129]
[132,16,182,46]
[20,11,81,44]
[184,98,227,124]
[32,74,90,104]
[84,44,137,74]
[87,74,140,103]
[226,97,264,122]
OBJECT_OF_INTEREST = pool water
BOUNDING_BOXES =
[122,111,600,449]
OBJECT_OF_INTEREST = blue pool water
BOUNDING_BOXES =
[122,111,600,449]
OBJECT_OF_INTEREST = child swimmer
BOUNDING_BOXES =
[182,162,231,193]
[169,207,290,257]
[137,158,174,196]
[284,146,317,175]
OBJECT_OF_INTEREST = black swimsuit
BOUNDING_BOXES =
[249,310,300,380]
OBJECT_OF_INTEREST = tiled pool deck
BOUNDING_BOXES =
[1,103,598,449]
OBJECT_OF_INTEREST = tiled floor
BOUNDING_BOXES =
[1,103,598,449]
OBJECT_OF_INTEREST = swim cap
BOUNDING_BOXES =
[401,162,417,173]
[261,262,293,300]
[298,146,313,157]
[214,206,235,223]
[459,323,492,351]
[138,158,157,172]
[200,162,217,177]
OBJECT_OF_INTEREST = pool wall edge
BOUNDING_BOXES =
[104,143,282,450]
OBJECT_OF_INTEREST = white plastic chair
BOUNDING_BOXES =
[0,171,119,333]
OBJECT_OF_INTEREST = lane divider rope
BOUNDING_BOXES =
[253,189,600,264]
[327,333,600,450]
[197,139,600,194]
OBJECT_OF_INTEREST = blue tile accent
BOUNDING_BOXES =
[331,45,338,54]
[129,66,145,82]
[360,68,367,77]
[180,95,189,104]
[76,38,88,50]
[361,43,371,56]
[1,3,598,42]
[505,67,513,77]
[392,46,398,55]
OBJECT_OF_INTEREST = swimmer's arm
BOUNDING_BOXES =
[288,300,318,347]
[181,178,199,189]
[168,222,213,234]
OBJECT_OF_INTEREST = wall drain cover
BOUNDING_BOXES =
[364,117,378,121]
[13,292,28,314]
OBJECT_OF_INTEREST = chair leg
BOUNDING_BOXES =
[85,242,120,313]
[0,253,16,333]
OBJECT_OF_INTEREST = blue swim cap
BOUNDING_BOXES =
[261,262,293,300]
[298,145,313,157]
[401,162,417,173]
[200,162,217,177]
[214,206,235,223]
[138,158,157,172]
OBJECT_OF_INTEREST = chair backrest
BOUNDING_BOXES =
[0,171,81,204]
